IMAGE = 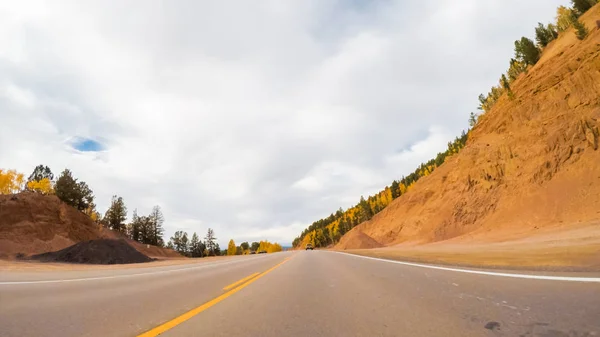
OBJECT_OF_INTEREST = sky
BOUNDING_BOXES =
[0,0,566,246]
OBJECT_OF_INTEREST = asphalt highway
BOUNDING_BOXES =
[1,251,599,336]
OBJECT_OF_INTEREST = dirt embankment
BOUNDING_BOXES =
[336,6,600,267]
[0,192,180,260]
[337,230,383,250]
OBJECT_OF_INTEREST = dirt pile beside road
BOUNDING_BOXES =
[337,6,600,250]
[0,192,103,257]
[31,239,153,264]
[0,192,180,259]
[337,230,383,250]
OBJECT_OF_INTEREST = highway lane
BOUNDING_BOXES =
[0,253,291,337]
[1,251,599,336]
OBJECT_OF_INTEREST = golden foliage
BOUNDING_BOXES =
[556,6,575,32]
[227,239,237,255]
[26,178,54,195]
[0,169,25,194]
[257,240,283,253]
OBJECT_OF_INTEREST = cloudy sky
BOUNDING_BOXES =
[0,0,566,246]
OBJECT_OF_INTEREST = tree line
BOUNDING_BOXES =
[166,231,283,257]
[3,165,286,258]
[167,228,218,257]
[473,0,596,125]
[292,131,468,248]
[226,239,283,255]
[1,165,166,247]
[292,0,598,249]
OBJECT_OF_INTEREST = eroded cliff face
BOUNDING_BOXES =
[338,9,600,249]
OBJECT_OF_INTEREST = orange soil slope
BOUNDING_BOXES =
[337,7,600,249]
[0,192,180,259]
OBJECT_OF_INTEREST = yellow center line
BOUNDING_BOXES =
[137,257,292,337]
[222,272,260,291]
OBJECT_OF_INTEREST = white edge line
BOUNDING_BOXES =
[0,254,278,285]
[331,251,600,283]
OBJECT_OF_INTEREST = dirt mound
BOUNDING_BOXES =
[337,229,383,250]
[0,192,105,257]
[337,6,600,249]
[31,239,153,264]
[0,192,180,259]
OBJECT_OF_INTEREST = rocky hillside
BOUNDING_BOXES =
[337,7,600,249]
[0,192,180,258]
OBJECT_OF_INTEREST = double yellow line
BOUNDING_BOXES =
[137,257,291,337]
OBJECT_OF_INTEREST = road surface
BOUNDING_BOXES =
[1,251,599,336]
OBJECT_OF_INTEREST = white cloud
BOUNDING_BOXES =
[0,0,568,246]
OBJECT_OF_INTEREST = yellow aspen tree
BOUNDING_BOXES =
[0,169,25,194]
[227,239,236,255]
[26,177,54,194]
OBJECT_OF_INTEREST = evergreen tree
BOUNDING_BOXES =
[514,37,540,66]
[27,165,54,186]
[149,205,165,246]
[507,58,527,82]
[251,242,260,252]
[240,242,250,252]
[54,169,94,211]
[130,209,141,242]
[189,232,205,257]
[358,196,373,222]
[204,228,217,256]
[390,180,400,199]
[104,195,127,232]
[573,19,589,40]
[571,0,594,16]
[169,231,184,254]
[469,112,478,127]
[181,232,189,256]
[535,23,554,48]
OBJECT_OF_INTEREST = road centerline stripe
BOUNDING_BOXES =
[137,257,292,337]
[223,272,260,291]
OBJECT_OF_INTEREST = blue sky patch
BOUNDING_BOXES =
[71,137,104,152]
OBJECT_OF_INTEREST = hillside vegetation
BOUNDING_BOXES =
[294,1,600,250]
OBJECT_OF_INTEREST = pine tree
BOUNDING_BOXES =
[130,209,141,242]
[514,37,540,66]
[571,0,594,16]
[468,112,478,127]
[104,195,127,232]
[181,232,189,256]
[54,169,94,211]
[358,196,373,222]
[149,206,165,246]
[533,22,557,49]
[573,19,588,40]
[390,180,400,199]
[204,228,217,256]
[189,232,204,257]
[26,165,54,188]
[507,58,526,82]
